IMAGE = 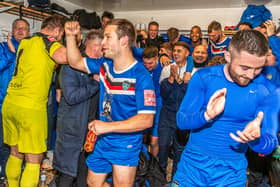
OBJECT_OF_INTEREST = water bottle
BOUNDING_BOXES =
[39,169,47,187]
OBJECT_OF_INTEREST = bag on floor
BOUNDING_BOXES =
[135,146,167,187]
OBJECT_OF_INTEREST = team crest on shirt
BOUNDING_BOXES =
[122,81,131,90]
[266,74,272,80]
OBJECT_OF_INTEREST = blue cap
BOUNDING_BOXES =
[240,5,272,28]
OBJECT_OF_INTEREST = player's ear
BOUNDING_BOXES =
[120,35,129,47]
[224,51,231,63]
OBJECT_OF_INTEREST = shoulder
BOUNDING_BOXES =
[196,65,224,78]
[130,61,152,81]
[134,61,149,74]
[0,41,8,51]
[253,74,277,94]
[100,58,113,69]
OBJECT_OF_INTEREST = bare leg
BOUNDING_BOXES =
[112,165,137,187]
[149,135,159,157]
[87,169,110,187]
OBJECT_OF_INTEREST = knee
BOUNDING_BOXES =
[10,150,24,160]
[25,153,43,164]
[114,177,134,186]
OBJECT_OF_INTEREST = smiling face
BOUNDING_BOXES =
[225,50,266,86]
[148,24,159,39]
[173,45,189,64]
[192,45,208,63]
[102,25,122,59]
[190,26,202,43]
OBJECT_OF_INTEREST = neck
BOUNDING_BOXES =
[192,39,201,47]
[223,64,233,82]
[40,29,51,36]
[114,48,135,71]
[218,34,226,43]
[194,60,208,67]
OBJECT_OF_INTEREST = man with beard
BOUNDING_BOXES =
[172,30,279,186]
[207,20,231,59]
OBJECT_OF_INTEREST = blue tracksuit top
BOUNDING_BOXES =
[149,61,163,106]
[177,65,279,160]
[262,35,280,86]
[0,37,19,109]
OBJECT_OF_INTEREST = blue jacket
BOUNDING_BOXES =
[160,57,193,112]
[53,65,99,177]
[0,37,19,109]
[263,35,280,86]
[160,79,188,112]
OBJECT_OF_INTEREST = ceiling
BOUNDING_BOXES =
[64,0,279,12]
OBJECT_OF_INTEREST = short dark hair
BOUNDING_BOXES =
[173,41,190,52]
[229,30,269,57]
[207,56,226,66]
[191,25,201,33]
[86,29,103,41]
[167,27,179,42]
[41,15,66,30]
[102,11,114,20]
[12,18,30,32]
[107,19,136,47]
[237,22,253,29]
[148,21,159,29]
[143,46,158,59]
[208,20,222,33]
[160,42,173,51]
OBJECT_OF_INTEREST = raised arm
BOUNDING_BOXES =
[64,21,88,72]
[7,32,16,53]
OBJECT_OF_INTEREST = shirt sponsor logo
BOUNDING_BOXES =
[144,90,156,106]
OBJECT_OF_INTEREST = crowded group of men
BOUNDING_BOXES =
[0,7,279,187]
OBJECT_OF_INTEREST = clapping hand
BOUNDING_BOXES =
[204,88,227,121]
[230,111,263,143]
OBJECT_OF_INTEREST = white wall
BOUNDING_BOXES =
[0,0,83,42]
[1,3,279,40]
[0,13,43,42]
[114,5,280,31]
